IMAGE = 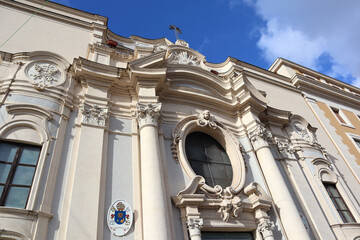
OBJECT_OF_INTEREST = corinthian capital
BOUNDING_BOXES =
[257,221,275,239]
[136,102,162,129]
[249,126,273,151]
[186,218,203,230]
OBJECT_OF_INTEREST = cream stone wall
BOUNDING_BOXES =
[1,1,360,240]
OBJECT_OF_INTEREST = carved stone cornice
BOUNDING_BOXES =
[81,103,108,127]
[196,110,217,129]
[249,126,273,151]
[257,221,275,239]
[136,102,162,129]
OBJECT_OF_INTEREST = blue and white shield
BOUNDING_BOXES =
[114,211,126,225]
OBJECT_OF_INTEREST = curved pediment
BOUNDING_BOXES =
[128,40,269,111]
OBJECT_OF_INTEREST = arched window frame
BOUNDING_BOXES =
[312,158,360,224]
[0,104,52,210]
[172,111,246,194]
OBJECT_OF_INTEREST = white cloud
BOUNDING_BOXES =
[244,0,360,86]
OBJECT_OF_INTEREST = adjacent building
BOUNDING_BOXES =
[0,1,360,239]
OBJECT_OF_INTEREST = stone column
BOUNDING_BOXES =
[249,126,310,240]
[136,102,170,240]
[257,221,275,240]
[186,218,203,240]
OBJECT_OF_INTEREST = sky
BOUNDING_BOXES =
[51,0,360,87]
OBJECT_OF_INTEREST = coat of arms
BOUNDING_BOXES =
[107,200,133,236]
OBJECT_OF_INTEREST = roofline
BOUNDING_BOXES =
[269,57,360,93]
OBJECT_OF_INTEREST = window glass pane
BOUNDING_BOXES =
[0,185,3,195]
[202,232,253,240]
[342,211,355,223]
[12,166,35,185]
[327,185,340,197]
[0,163,11,183]
[214,178,232,188]
[206,144,223,162]
[186,132,233,188]
[19,146,40,165]
[221,151,231,163]
[186,145,205,161]
[334,198,348,211]
[209,163,227,178]
[190,161,211,178]
[4,186,30,208]
[0,143,18,163]
[225,165,233,177]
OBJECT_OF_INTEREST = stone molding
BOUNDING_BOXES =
[136,102,161,129]
[81,103,108,127]
[173,179,273,236]
[153,43,168,53]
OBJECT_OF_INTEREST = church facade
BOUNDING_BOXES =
[1,1,360,239]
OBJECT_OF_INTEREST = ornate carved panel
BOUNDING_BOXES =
[25,61,65,90]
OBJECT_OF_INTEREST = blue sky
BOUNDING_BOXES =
[52,0,360,87]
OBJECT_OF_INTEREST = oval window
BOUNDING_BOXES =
[185,132,233,188]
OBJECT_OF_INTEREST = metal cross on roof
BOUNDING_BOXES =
[169,25,182,40]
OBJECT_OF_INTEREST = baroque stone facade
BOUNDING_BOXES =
[1,1,360,240]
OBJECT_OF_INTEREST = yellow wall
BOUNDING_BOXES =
[317,101,360,165]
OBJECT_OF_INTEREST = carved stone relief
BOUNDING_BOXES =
[216,187,243,222]
[136,102,162,128]
[197,110,217,129]
[249,126,273,151]
[170,51,200,66]
[25,62,64,90]
[293,121,312,141]
[257,221,275,240]
[81,103,108,127]
[186,218,203,230]
[275,138,296,159]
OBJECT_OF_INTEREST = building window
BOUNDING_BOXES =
[324,183,355,223]
[354,138,360,149]
[0,142,41,208]
[185,132,233,188]
[202,232,253,240]
[331,107,347,124]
